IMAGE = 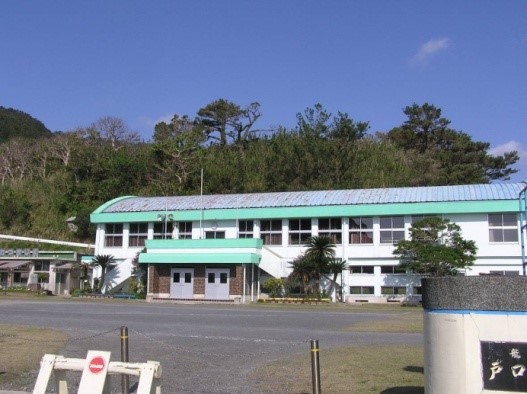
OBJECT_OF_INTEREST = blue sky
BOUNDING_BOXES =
[1,1,526,181]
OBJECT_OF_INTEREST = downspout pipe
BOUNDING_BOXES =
[520,182,527,275]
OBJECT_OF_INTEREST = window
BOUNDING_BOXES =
[380,265,406,274]
[33,262,50,272]
[178,222,192,239]
[260,219,282,245]
[413,286,422,295]
[220,272,228,284]
[174,272,192,283]
[208,272,215,283]
[289,219,312,245]
[13,272,28,284]
[238,220,254,238]
[349,286,374,295]
[153,221,174,239]
[488,270,520,276]
[129,223,148,247]
[105,224,123,247]
[349,217,373,244]
[411,215,435,224]
[381,286,406,295]
[318,218,342,244]
[350,265,374,274]
[380,216,405,244]
[205,231,225,239]
[489,214,518,243]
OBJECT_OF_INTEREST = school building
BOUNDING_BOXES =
[90,182,527,303]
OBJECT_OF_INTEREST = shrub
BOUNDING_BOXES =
[71,288,82,297]
[262,278,285,298]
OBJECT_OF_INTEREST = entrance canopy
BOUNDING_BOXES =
[138,238,262,265]
[0,260,31,269]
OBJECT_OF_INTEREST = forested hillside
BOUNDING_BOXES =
[0,106,51,143]
[0,100,519,244]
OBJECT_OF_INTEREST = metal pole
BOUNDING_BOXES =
[310,339,321,394]
[120,326,130,394]
[519,185,527,276]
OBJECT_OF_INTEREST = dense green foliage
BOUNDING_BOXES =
[0,101,519,245]
[393,217,478,276]
[0,106,51,143]
[386,103,518,183]
[288,236,343,295]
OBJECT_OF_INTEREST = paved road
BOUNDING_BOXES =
[0,299,422,393]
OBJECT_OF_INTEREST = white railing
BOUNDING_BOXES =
[33,350,161,394]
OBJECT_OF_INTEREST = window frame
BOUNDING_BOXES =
[488,270,520,276]
[260,219,282,246]
[238,220,254,239]
[381,286,406,295]
[205,231,226,239]
[318,218,342,244]
[411,215,436,225]
[380,265,406,275]
[153,221,174,239]
[379,216,405,244]
[349,286,374,295]
[104,223,123,247]
[349,217,374,245]
[349,265,374,274]
[33,262,50,272]
[288,218,312,245]
[488,213,519,243]
[128,222,148,247]
[177,221,193,239]
[413,286,422,295]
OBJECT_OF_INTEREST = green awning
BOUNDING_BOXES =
[139,252,260,265]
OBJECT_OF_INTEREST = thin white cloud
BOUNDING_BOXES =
[489,140,527,181]
[489,140,525,157]
[137,114,173,130]
[410,38,450,66]
[153,114,174,125]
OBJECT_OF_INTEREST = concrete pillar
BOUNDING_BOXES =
[422,277,527,393]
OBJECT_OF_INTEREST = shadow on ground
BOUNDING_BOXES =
[404,366,424,374]
[380,387,424,394]
[380,365,424,393]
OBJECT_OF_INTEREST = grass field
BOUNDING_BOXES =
[0,325,68,389]
[250,307,424,393]
[251,344,423,393]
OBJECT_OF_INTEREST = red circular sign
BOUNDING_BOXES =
[88,356,106,374]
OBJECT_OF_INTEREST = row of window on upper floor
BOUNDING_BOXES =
[102,213,519,248]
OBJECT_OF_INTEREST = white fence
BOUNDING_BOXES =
[33,350,161,394]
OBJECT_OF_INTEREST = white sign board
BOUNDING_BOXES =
[78,350,111,394]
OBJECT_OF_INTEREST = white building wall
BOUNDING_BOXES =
[93,213,523,300]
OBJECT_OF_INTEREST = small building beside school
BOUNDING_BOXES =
[0,249,91,295]
[89,182,526,303]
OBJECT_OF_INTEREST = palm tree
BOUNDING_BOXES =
[91,254,117,293]
[289,254,317,294]
[325,258,348,302]
[304,236,336,293]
